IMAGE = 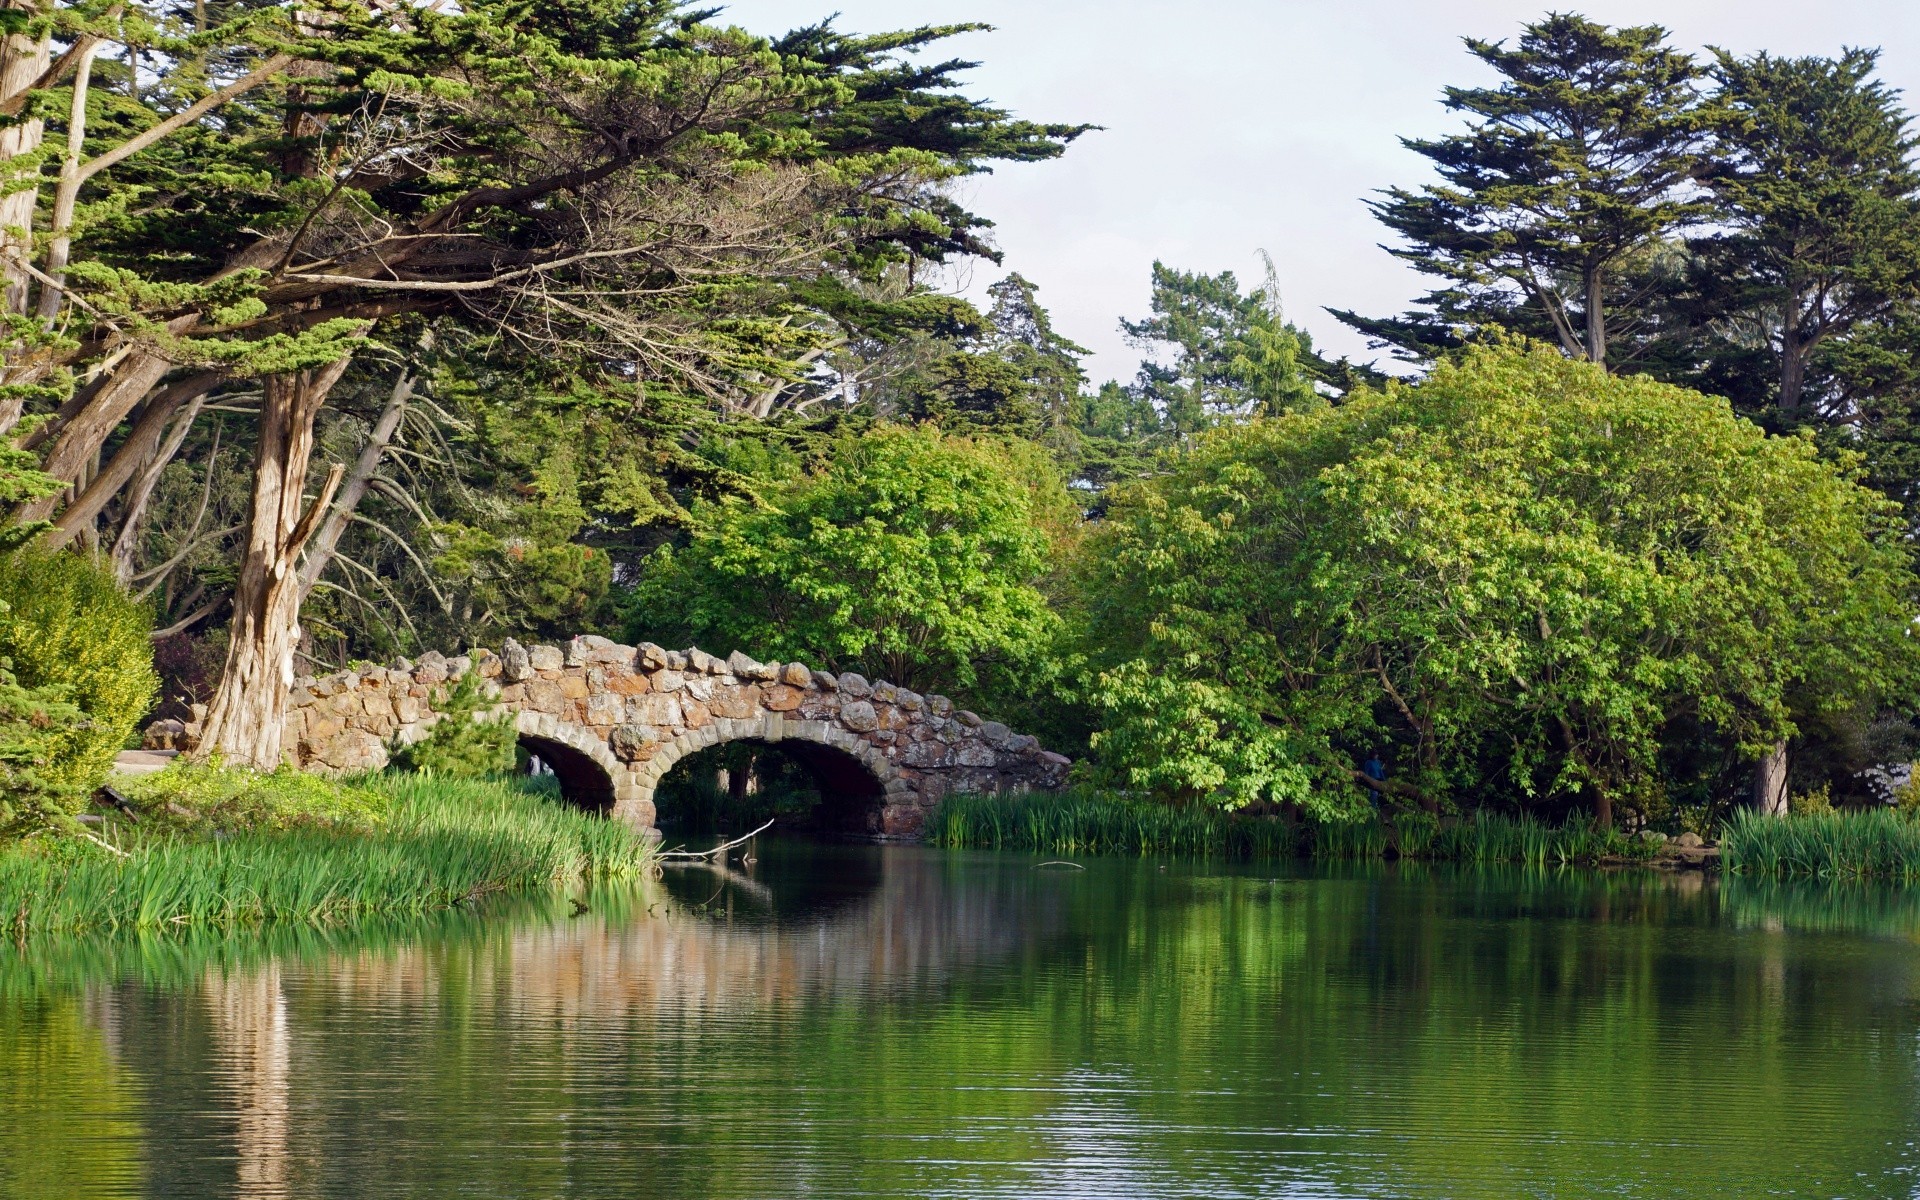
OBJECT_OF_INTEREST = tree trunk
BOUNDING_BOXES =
[196,360,351,770]
[1778,296,1807,417]
[1583,265,1607,368]
[1752,740,1789,817]
[297,369,411,600]
[1593,785,1613,832]
[0,8,50,316]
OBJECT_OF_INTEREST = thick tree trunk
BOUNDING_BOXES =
[0,9,50,316]
[1778,296,1808,417]
[297,369,411,600]
[1752,740,1789,817]
[197,360,351,770]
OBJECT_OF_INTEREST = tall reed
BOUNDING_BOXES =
[929,789,1647,865]
[0,774,655,937]
[1721,807,1920,882]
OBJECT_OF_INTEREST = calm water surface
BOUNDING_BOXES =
[5,844,1920,1198]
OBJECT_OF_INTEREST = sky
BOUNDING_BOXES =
[719,1,1920,385]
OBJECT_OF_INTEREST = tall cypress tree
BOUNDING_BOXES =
[1334,14,1710,368]
[1687,49,1920,421]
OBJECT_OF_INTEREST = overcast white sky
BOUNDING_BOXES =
[720,1,1920,384]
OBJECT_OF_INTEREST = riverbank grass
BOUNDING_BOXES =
[929,788,1650,865]
[1721,807,1920,882]
[0,768,654,937]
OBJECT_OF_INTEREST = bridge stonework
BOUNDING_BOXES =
[194,636,1069,838]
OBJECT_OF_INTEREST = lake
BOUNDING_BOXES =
[5,842,1920,1198]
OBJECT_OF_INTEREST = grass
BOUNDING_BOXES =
[0,771,655,937]
[1721,806,1920,882]
[927,788,1652,865]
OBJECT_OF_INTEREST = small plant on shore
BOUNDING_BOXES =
[389,674,516,777]
[1722,806,1920,882]
[110,759,385,835]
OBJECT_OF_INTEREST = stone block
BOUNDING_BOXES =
[878,704,909,732]
[955,744,997,768]
[896,689,924,712]
[610,724,657,761]
[837,672,872,698]
[980,721,1011,747]
[688,648,721,674]
[665,650,687,670]
[682,675,713,701]
[653,670,686,693]
[586,693,624,726]
[780,661,812,687]
[626,693,681,725]
[447,655,471,680]
[396,695,424,724]
[926,694,952,716]
[811,670,839,691]
[524,678,565,712]
[840,700,879,732]
[681,699,712,729]
[289,686,316,709]
[501,639,533,682]
[560,673,590,699]
[709,685,756,719]
[637,642,671,671]
[362,692,395,721]
[955,710,982,728]
[762,684,804,712]
[728,649,777,680]
[499,683,527,704]
[607,672,652,696]
[871,682,897,704]
[528,644,564,672]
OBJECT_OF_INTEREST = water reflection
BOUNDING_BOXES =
[3,849,1920,1198]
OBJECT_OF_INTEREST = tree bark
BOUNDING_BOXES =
[197,359,352,770]
[1583,265,1607,368]
[0,5,50,316]
[1752,740,1789,817]
[1778,294,1807,417]
[297,369,411,600]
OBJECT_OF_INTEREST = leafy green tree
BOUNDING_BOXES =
[1336,15,1710,368]
[1079,344,1917,824]
[625,425,1065,699]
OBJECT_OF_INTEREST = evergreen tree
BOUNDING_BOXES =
[1335,14,1711,368]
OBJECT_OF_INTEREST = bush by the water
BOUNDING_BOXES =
[0,770,654,935]
[388,673,517,777]
[0,547,157,834]
[928,790,1651,865]
[1721,807,1920,882]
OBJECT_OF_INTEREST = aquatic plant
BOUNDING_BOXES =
[1721,807,1920,882]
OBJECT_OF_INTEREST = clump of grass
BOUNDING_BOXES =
[0,773,654,937]
[1722,807,1920,882]
[111,758,386,835]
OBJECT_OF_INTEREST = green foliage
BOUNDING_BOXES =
[627,424,1065,697]
[388,674,516,778]
[1722,807,1920,881]
[0,549,157,834]
[0,774,654,936]
[1337,14,1711,367]
[1077,343,1919,820]
[110,760,386,835]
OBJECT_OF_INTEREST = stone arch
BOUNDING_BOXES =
[513,711,623,814]
[633,713,906,836]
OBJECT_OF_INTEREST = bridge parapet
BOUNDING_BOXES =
[147,636,1071,839]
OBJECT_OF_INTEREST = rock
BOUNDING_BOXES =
[609,724,657,761]
[527,644,564,672]
[637,642,671,671]
[979,721,1011,746]
[388,658,413,675]
[447,655,472,680]
[1039,750,1072,767]
[506,645,535,685]
[871,681,897,704]
[1674,831,1705,849]
[1005,733,1038,754]
[837,672,872,698]
[840,700,880,732]
[926,694,952,716]
[414,651,449,685]
[955,744,997,768]
[728,649,777,680]
[1639,830,1669,847]
[562,637,587,667]
[781,661,812,688]
[142,718,187,751]
[762,684,804,711]
[955,710,981,728]
[812,670,839,691]
[896,689,924,712]
[688,648,721,675]
[654,670,686,693]
[471,648,503,678]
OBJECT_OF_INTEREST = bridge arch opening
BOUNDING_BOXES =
[653,737,888,838]
[508,713,621,815]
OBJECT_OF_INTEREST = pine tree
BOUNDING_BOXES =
[1335,14,1711,368]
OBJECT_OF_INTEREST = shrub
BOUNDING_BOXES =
[388,673,517,777]
[0,547,156,834]
[112,759,386,835]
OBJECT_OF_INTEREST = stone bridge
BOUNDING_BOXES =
[173,637,1071,839]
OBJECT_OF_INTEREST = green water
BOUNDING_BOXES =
[4,844,1920,1198]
